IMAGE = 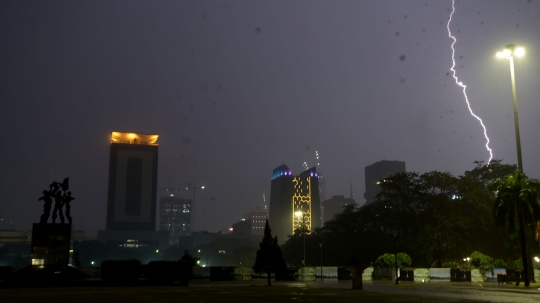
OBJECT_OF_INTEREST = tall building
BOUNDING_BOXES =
[269,165,321,244]
[98,132,168,250]
[363,160,406,204]
[159,195,192,245]
[321,195,355,223]
[250,207,268,235]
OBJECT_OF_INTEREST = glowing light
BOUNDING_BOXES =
[111,131,159,145]
[295,211,303,217]
[515,47,525,57]
[447,0,493,164]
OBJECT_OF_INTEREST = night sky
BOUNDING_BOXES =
[2,1,540,238]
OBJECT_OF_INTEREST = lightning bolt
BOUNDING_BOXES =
[447,0,493,164]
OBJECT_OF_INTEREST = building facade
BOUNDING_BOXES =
[250,207,268,235]
[321,195,355,223]
[269,165,321,245]
[363,160,406,204]
[159,196,192,245]
[98,132,168,250]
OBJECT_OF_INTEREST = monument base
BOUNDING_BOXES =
[31,223,72,269]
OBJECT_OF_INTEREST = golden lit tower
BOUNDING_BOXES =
[269,165,321,245]
[105,132,159,231]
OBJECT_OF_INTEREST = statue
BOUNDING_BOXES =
[52,190,65,224]
[63,191,75,224]
[38,177,73,224]
[38,188,54,224]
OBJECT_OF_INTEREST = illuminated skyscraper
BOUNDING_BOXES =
[364,160,406,204]
[159,195,192,245]
[269,165,321,244]
[105,132,159,230]
[98,132,168,249]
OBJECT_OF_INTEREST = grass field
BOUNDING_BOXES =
[0,281,490,303]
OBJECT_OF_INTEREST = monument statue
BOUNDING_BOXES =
[63,191,75,225]
[38,177,73,225]
[32,177,74,269]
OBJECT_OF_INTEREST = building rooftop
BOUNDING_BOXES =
[110,131,159,145]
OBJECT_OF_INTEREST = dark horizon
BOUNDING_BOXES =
[1,1,540,238]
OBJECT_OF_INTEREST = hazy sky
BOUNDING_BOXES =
[2,0,540,238]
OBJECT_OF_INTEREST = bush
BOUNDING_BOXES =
[515,258,523,269]
[144,260,191,285]
[470,251,493,270]
[101,259,141,283]
[494,259,507,268]
[372,253,412,268]
[442,261,459,269]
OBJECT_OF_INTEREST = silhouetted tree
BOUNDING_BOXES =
[489,172,540,287]
[180,250,200,267]
[253,220,286,286]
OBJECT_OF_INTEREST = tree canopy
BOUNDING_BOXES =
[489,171,540,286]
[253,220,286,286]
[281,160,533,269]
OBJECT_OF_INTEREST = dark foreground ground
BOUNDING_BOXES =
[2,280,540,303]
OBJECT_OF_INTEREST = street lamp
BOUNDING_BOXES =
[319,242,323,282]
[496,44,525,172]
[295,211,306,267]
[392,230,399,284]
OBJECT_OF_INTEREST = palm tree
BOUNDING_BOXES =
[489,172,540,287]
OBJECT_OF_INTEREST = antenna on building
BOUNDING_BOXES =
[350,183,353,199]
[315,150,326,201]
[302,161,308,171]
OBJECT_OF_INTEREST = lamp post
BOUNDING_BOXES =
[496,44,525,172]
[295,211,306,267]
[392,230,399,284]
[319,242,323,282]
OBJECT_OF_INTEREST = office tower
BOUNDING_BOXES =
[363,160,406,204]
[269,165,321,244]
[160,195,192,245]
[321,195,355,223]
[250,207,268,236]
[98,132,168,249]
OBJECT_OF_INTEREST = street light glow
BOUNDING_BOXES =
[496,45,525,59]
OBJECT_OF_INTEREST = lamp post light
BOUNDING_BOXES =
[295,211,306,267]
[392,230,399,284]
[496,44,525,172]
[319,242,323,282]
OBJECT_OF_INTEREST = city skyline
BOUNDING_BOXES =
[2,1,540,237]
